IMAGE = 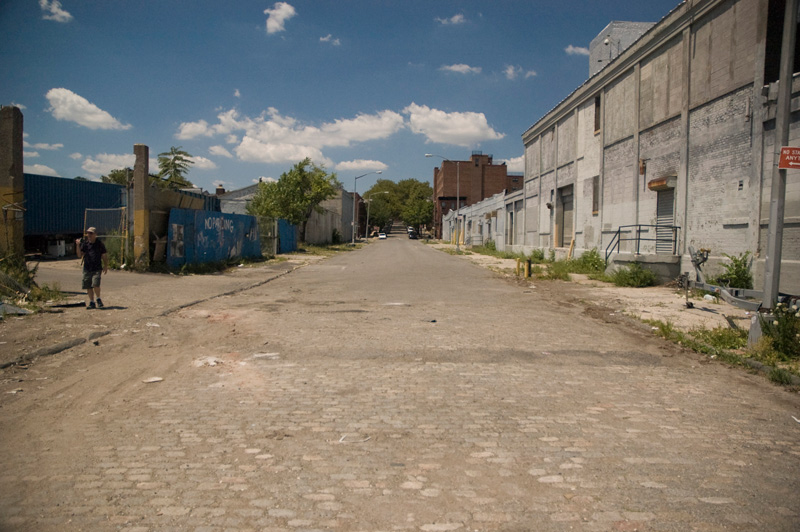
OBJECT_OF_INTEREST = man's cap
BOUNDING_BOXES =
[86,227,97,233]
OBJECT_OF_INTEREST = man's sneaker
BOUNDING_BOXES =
[96,298,104,308]
[86,301,96,310]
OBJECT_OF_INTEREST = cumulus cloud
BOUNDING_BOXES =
[565,44,590,56]
[503,65,536,80]
[39,0,72,23]
[25,163,60,176]
[24,141,64,150]
[11,102,26,110]
[209,145,233,158]
[320,34,341,46]
[176,107,404,166]
[440,64,481,75]
[264,2,296,34]
[69,152,82,160]
[403,103,504,147]
[235,138,331,166]
[24,151,40,158]
[46,88,131,130]
[436,14,466,25]
[336,159,388,172]
[234,89,241,98]
[190,155,217,170]
[81,153,135,176]
[500,155,524,173]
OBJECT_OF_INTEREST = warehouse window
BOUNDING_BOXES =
[592,175,600,215]
[765,0,800,84]
[594,96,601,133]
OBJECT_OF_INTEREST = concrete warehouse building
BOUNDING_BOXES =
[448,0,800,293]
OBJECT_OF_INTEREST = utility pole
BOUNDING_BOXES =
[763,0,798,310]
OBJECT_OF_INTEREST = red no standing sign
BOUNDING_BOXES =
[778,146,800,169]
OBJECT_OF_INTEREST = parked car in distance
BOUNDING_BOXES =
[408,231,418,239]
[378,233,387,239]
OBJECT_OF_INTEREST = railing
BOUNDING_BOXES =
[605,224,681,264]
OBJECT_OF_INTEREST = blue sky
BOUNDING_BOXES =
[2,0,680,193]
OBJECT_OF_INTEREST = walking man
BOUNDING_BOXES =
[75,227,108,309]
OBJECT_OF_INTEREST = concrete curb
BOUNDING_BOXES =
[0,330,111,370]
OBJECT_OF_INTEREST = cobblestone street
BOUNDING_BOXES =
[1,239,799,531]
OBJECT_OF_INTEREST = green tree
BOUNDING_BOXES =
[157,146,194,189]
[101,168,132,185]
[402,197,434,231]
[365,192,393,232]
[247,158,340,243]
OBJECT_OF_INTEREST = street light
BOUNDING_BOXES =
[365,190,389,239]
[351,171,382,244]
[425,153,461,251]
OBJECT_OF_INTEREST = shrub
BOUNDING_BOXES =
[483,239,497,251]
[611,262,658,287]
[573,248,605,274]
[541,261,571,281]
[758,301,800,359]
[709,251,753,289]
[529,248,546,263]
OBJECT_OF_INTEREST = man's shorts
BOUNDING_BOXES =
[82,270,102,290]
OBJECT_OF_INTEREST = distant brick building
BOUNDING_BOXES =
[431,152,519,238]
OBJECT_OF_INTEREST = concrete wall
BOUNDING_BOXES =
[462,0,800,293]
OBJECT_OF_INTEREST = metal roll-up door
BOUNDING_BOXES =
[656,188,675,254]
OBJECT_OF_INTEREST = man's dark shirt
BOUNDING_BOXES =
[80,239,107,272]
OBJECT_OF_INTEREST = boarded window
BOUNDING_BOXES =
[592,175,600,215]
[594,96,601,133]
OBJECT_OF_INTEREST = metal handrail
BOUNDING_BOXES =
[604,224,681,264]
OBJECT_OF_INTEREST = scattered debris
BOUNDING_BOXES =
[0,303,32,316]
[329,434,371,444]
[192,357,224,367]
[793,416,800,424]
[142,377,163,383]
[146,322,160,328]
[253,353,280,359]
[6,388,23,394]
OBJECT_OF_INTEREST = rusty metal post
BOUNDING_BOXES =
[0,106,24,257]
[133,144,150,268]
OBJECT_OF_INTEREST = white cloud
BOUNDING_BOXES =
[25,163,60,176]
[403,103,504,147]
[253,176,277,183]
[24,151,40,158]
[440,64,481,75]
[226,134,239,144]
[235,137,331,166]
[39,0,72,23]
[46,88,131,130]
[176,119,212,139]
[234,89,241,98]
[209,145,233,158]
[336,159,388,172]
[436,14,466,25]
[565,45,590,56]
[24,141,64,150]
[81,153,135,176]
[504,65,536,80]
[177,107,404,167]
[10,102,26,110]
[264,2,296,34]
[190,155,217,170]
[320,34,341,46]
[69,152,82,160]
[500,155,524,173]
